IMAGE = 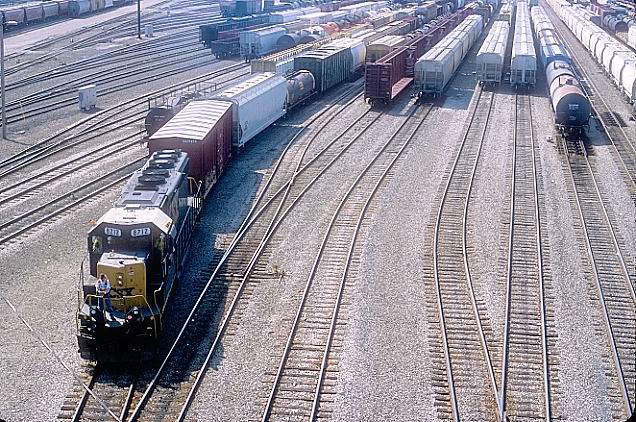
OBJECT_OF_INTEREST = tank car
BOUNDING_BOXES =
[546,60,591,131]
[77,149,202,362]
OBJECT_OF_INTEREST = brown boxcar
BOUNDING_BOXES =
[148,100,233,197]
[363,7,470,105]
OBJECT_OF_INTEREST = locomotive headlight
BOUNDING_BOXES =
[117,274,124,286]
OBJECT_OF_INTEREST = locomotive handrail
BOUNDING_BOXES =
[82,294,158,333]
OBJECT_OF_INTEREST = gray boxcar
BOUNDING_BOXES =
[294,45,353,92]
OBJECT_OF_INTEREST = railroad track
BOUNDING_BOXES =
[430,85,500,421]
[560,134,636,419]
[58,364,138,421]
[58,84,370,421]
[122,87,390,422]
[499,93,552,420]
[543,2,636,194]
[0,62,249,176]
[258,100,435,421]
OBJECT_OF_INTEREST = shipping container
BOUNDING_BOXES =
[251,56,295,74]
[149,101,233,197]
[294,46,352,92]
[210,73,288,147]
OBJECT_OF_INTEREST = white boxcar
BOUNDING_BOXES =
[415,14,483,95]
[511,2,536,86]
[251,56,295,75]
[299,12,332,25]
[210,73,287,147]
[240,26,287,60]
[476,21,510,83]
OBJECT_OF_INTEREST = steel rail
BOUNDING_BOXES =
[564,136,634,416]
[309,103,435,420]
[432,85,499,421]
[127,88,375,421]
[0,158,145,237]
[0,172,131,246]
[0,135,143,203]
[499,93,551,421]
[260,102,425,421]
[0,62,248,170]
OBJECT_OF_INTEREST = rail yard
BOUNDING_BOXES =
[0,0,634,420]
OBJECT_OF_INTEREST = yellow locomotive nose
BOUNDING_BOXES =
[97,255,147,311]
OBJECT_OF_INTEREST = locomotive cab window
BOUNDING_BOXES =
[91,235,102,254]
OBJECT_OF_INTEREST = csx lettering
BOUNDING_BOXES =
[111,287,135,298]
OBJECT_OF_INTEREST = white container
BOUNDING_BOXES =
[78,85,97,110]
[144,24,154,37]
[211,73,287,147]
[269,10,303,23]
[104,0,113,7]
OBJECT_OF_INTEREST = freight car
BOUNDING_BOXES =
[364,5,475,105]
[476,20,510,84]
[79,71,321,361]
[531,6,590,132]
[558,3,636,104]
[415,14,484,96]
[510,1,537,87]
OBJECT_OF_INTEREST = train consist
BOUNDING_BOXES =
[364,1,495,105]
[0,0,132,27]
[531,5,590,132]
[414,14,484,95]
[548,0,636,106]
[199,1,396,59]
[79,67,348,361]
[511,1,537,87]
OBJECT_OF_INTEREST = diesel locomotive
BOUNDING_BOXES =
[76,150,201,362]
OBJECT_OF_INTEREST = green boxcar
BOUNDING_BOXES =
[294,46,353,93]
